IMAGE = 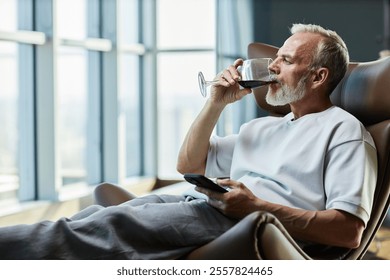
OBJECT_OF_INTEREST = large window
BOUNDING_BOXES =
[0,0,19,202]
[0,0,217,205]
[57,0,88,186]
[118,0,143,178]
[120,54,142,177]
[57,46,88,186]
[0,41,19,201]
[156,0,216,178]
[157,52,215,177]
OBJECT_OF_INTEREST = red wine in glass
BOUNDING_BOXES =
[238,79,277,89]
[198,58,275,97]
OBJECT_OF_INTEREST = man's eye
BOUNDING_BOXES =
[283,58,292,64]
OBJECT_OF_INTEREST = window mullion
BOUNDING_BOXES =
[101,0,124,183]
[86,0,103,185]
[140,0,158,177]
[34,0,60,200]
[17,0,36,201]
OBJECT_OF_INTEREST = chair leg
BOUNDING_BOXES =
[94,182,137,207]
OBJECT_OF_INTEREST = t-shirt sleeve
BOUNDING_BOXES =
[205,134,238,178]
[324,139,377,226]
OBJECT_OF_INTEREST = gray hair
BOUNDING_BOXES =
[290,23,349,93]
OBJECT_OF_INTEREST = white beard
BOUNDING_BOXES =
[266,75,307,106]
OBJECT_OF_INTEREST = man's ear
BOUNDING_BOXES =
[311,67,329,89]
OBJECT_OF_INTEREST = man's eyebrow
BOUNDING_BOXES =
[276,52,294,60]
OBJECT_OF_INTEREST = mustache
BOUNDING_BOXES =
[269,74,280,84]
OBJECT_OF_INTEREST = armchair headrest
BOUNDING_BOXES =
[248,42,390,126]
[332,59,390,125]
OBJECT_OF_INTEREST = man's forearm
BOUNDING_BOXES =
[260,201,364,248]
[177,100,225,175]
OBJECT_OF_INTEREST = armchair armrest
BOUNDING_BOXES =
[186,211,311,260]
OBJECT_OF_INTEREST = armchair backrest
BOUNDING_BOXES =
[248,42,390,259]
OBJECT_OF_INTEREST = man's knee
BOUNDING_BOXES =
[94,182,136,206]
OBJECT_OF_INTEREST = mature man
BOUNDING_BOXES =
[0,23,377,259]
[177,23,377,250]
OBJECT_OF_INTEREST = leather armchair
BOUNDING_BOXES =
[94,43,390,260]
[242,43,390,259]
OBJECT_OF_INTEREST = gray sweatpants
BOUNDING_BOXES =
[0,194,237,259]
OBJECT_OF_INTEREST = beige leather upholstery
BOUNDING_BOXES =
[94,43,390,260]
[186,211,310,260]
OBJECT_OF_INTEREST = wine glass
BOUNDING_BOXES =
[198,58,277,97]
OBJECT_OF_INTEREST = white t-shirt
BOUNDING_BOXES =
[205,106,377,225]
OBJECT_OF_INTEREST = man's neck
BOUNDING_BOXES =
[289,95,333,120]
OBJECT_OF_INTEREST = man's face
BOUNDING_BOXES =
[266,32,321,106]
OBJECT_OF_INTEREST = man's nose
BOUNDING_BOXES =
[268,59,278,74]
